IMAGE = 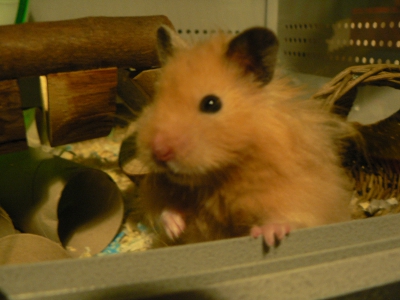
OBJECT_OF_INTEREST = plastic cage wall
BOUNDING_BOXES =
[277,0,400,77]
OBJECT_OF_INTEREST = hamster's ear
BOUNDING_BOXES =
[226,27,279,85]
[157,25,188,65]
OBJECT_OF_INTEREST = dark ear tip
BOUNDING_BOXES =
[157,25,178,42]
[241,27,279,47]
[157,25,170,40]
[226,27,279,59]
[226,27,279,85]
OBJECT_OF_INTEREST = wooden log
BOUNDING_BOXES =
[134,69,160,98]
[44,68,117,147]
[118,69,160,177]
[0,80,27,154]
[0,16,174,80]
[117,68,160,114]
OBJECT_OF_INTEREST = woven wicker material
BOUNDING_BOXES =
[312,64,400,204]
[313,64,400,112]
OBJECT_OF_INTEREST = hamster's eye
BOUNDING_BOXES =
[199,94,222,113]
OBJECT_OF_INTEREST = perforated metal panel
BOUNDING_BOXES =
[277,0,400,76]
[29,0,267,40]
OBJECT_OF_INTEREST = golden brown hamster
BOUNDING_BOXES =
[133,25,354,247]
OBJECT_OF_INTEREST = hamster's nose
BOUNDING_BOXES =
[151,134,175,162]
[153,145,175,162]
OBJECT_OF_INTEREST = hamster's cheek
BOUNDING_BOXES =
[160,141,215,175]
[135,138,155,169]
[135,127,159,170]
[164,150,203,174]
[173,146,226,175]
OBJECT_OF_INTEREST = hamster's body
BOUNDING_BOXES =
[133,26,354,246]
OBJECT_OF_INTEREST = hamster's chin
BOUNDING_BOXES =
[164,170,210,186]
[152,161,213,186]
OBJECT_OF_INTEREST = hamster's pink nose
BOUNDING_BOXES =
[153,145,175,162]
[151,135,175,162]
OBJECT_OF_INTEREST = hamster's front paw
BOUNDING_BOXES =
[160,209,186,240]
[250,223,291,247]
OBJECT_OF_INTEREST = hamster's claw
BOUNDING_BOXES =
[250,223,291,247]
[160,209,186,240]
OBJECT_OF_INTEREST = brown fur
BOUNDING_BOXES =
[134,28,354,246]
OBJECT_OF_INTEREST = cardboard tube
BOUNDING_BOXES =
[0,148,124,257]
[0,207,16,238]
[0,234,71,265]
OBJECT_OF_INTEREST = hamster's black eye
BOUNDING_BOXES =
[199,94,222,113]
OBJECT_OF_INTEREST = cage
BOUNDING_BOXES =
[1,0,400,299]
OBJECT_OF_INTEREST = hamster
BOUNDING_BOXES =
[132,25,355,247]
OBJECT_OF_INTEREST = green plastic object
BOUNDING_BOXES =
[14,0,31,129]
[14,0,28,24]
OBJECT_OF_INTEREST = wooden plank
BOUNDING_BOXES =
[0,80,27,154]
[46,68,117,146]
[0,16,174,80]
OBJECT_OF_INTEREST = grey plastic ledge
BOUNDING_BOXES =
[1,214,400,299]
